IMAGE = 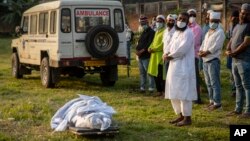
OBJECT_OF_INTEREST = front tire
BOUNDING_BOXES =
[11,52,23,78]
[40,57,55,88]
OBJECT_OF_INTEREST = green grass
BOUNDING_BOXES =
[0,37,249,141]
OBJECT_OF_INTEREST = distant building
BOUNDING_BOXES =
[124,0,250,31]
[1,0,250,33]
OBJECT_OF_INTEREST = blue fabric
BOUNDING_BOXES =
[226,56,232,69]
[233,59,250,113]
[138,58,155,90]
[227,56,236,93]
[230,70,236,92]
[203,59,221,105]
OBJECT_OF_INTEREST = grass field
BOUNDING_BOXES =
[0,37,249,141]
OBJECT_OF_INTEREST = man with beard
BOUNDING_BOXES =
[226,3,250,118]
[136,16,155,93]
[199,12,225,111]
[148,15,166,97]
[187,9,203,104]
[165,12,197,126]
[163,14,176,76]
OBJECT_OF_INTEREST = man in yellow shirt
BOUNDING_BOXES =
[148,15,166,97]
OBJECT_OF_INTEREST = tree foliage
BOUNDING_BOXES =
[0,0,39,32]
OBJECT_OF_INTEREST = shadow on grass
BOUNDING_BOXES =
[70,133,117,140]
[15,73,142,96]
[22,76,40,80]
[69,120,171,141]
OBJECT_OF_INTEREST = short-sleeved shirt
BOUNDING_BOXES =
[231,23,250,61]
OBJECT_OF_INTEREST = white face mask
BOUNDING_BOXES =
[189,17,196,23]
[177,21,186,28]
[156,22,164,30]
[209,22,219,29]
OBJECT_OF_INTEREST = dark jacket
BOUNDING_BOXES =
[136,27,155,59]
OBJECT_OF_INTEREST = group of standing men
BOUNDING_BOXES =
[134,3,250,126]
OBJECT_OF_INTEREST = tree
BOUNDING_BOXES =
[0,0,39,32]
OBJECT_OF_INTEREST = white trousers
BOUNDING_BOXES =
[170,99,192,116]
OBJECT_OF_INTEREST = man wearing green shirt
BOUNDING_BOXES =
[148,15,166,97]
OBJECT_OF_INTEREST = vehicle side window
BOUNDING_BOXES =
[39,12,48,34]
[75,9,110,33]
[22,16,29,34]
[61,8,71,33]
[50,11,57,34]
[114,9,124,32]
[30,15,37,34]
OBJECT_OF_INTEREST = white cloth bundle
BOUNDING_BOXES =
[51,94,116,131]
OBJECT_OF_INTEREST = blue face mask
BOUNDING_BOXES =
[142,25,148,30]
[156,22,164,30]
[209,22,218,29]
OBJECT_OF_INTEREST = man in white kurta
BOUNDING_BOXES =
[199,12,225,111]
[162,14,176,80]
[164,12,197,126]
[163,14,176,55]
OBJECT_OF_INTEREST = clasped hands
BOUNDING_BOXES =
[136,49,145,56]
[198,51,210,57]
[225,50,237,57]
[163,53,173,61]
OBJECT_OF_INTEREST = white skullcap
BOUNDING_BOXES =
[172,14,177,19]
[167,14,176,20]
[156,15,165,21]
[210,12,221,20]
[187,9,197,14]
[207,10,214,14]
[241,3,250,11]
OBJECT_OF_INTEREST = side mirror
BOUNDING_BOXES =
[15,26,23,36]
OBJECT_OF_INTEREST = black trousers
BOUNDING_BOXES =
[154,65,165,92]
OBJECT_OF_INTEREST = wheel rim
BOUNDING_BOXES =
[41,62,48,85]
[94,32,113,52]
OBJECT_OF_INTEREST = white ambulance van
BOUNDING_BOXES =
[11,0,128,88]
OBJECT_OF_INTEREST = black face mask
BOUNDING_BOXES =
[175,24,187,31]
[232,18,239,25]
[167,23,174,28]
[243,16,249,23]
